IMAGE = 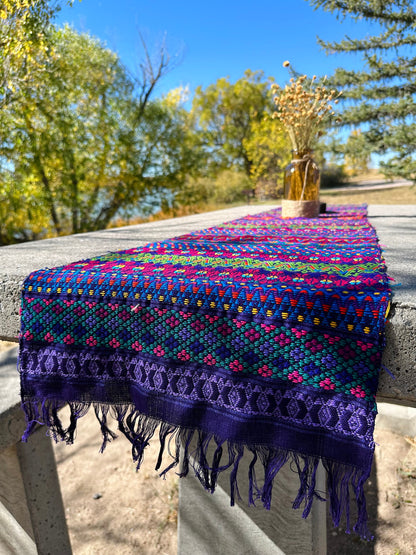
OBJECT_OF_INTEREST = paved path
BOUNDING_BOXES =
[322,178,413,193]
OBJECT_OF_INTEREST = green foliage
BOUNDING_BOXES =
[343,129,371,176]
[0,26,199,241]
[0,174,49,244]
[191,70,290,185]
[309,0,416,181]
[0,0,73,106]
[2,26,135,235]
[172,176,211,209]
[320,165,348,189]
[245,115,290,196]
[212,170,253,203]
[0,8,294,242]
[142,88,205,194]
[173,170,253,211]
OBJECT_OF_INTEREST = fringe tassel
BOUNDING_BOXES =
[94,405,117,453]
[247,447,259,506]
[21,398,373,540]
[259,447,289,509]
[291,454,322,518]
[381,364,396,380]
[115,406,159,470]
[323,458,372,540]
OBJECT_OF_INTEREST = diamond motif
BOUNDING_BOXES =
[228,387,240,408]
[45,354,56,372]
[287,398,300,418]
[216,379,225,392]
[318,405,332,426]
[245,383,253,397]
[202,380,213,399]
[348,413,361,433]
[177,376,189,395]
[257,392,269,413]
[66,357,76,375]
[154,370,163,390]
[113,361,125,377]
[88,360,99,376]
[304,394,314,410]
[273,388,282,404]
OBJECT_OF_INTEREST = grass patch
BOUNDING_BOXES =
[321,185,416,205]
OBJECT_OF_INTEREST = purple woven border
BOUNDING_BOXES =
[20,342,375,470]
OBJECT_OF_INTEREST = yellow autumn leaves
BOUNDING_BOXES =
[1,0,55,95]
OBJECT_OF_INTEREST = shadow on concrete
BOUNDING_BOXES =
[369,215,416,219]
[327,458,378,554]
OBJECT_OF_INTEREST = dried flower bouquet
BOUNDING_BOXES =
[272,62,341,215]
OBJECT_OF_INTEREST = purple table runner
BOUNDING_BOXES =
[19,205,391,538]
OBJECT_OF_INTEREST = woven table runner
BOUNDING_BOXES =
[19,205,391,538]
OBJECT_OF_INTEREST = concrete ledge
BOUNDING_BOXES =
[376,402,416,436]
[0,500,36,555]
[0,347,72,553]
[1,204,415,405]
[1,204,414,555]
[178,475,286,555]
[368,206,416,406]
[0,347,26,450]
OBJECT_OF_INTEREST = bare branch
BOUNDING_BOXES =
[129,32,182,121]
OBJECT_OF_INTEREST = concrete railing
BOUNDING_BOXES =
[1,204,415,554]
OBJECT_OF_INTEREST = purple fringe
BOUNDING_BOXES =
[21,397,373,540]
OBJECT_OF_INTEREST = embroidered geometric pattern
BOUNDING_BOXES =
[21,205,389,400]
[21,345,376,444]
[22,302,382,399]
[19,205,391,539]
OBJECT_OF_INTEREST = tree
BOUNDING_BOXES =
[0,0,72,106]
[0,173,50,245]
[191,70,290,188]
[0,26,199,240]
[244,115,290,192]
[343,129,371,176]
[126,87,206,220]
[308,0,416,180]
[173,169,253,213]
[1,26,136,236]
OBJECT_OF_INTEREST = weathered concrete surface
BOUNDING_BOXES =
[368,205,416,406]
[178,468,285,555]
[0,204,415,404]
[0,500,36,555]
[0,347,26,451]
[0,347,72,554]
[377,402,416,436]
[178,446,326,555]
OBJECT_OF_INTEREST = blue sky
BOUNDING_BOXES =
[56,0,373,97]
